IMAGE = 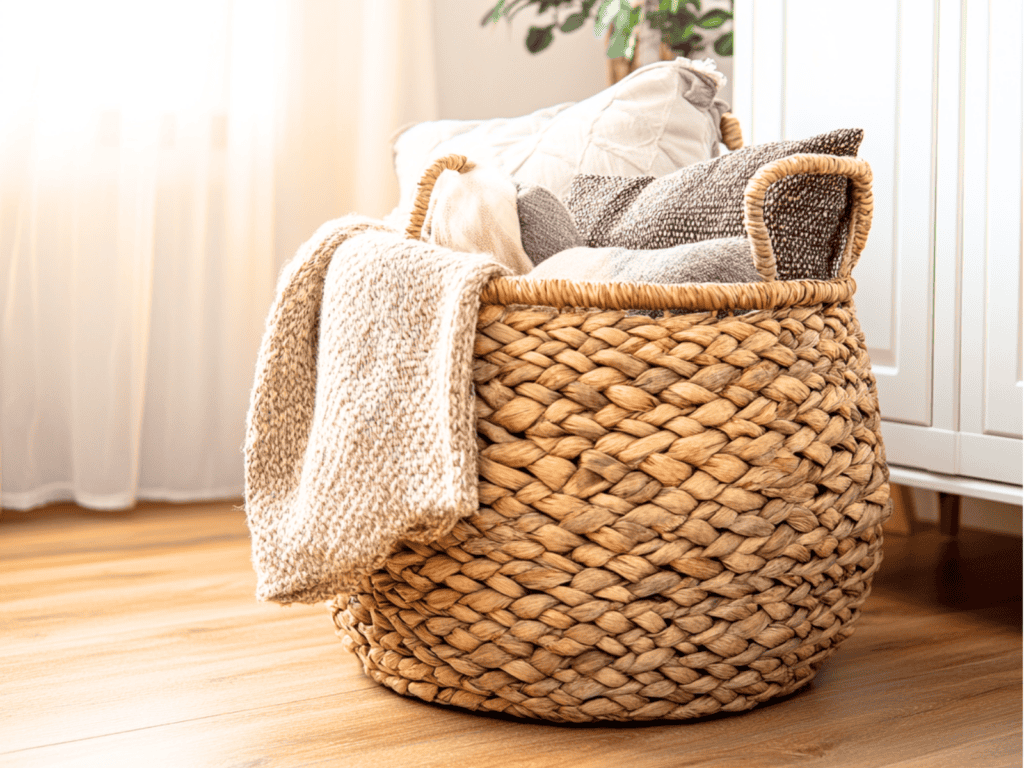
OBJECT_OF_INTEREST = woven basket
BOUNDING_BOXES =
[330,148,891,723]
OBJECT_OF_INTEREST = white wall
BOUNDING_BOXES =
[432,0,608,120]
[431,1,735,120]
[695,0,733,106]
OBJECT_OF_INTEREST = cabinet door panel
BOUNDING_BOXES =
[959,0,1023,442]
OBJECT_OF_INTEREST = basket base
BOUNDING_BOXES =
[332,597,863,723]
[361,653,832,724]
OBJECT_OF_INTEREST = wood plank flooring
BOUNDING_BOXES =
[2,500,1020,767]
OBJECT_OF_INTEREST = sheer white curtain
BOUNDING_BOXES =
[0,0,437,510]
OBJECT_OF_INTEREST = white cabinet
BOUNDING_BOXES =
[733,0,1022,496]
[957,0,1023,483]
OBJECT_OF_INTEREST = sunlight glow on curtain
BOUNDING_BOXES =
[0,0,437,509]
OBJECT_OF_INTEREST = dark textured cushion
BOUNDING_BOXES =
[515,184,584,266]
[565,128,864,280]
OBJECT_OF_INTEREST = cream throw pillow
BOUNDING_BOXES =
[392,58,730,217]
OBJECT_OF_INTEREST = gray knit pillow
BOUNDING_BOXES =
[565,128,864,280]
[515,184,584,266]
[526,237,759,285]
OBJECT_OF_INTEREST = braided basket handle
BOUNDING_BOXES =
[744,153,874,282]
[406,154,476,240]
[720,112,743,151]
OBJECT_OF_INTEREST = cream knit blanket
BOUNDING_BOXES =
[244,215,509,604]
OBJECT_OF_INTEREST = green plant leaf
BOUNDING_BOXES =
[613,3,635,33]
[713,30,733,56]
[482,1,506,25]
[606,27,631,57]
[625,29,637,59]
[669,0,701,11]
[561,11,588,32]
[481,0,536,24]
[696,9,731,29]
[594,0,621,35]
[526,24,556,52]
[593,0,606,33]
[537,0,568,13]
[624,4,643,33]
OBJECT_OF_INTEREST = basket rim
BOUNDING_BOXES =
[480,274,857,311]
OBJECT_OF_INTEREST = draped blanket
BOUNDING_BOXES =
[244,216,509,604]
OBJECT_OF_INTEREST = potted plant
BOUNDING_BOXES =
[483,0,733,84]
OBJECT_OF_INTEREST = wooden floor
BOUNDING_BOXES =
[2,500,1021,768]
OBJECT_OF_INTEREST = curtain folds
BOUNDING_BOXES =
[0,0,438,510]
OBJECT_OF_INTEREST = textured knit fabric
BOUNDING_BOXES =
[423,164,533,275]
[526,237,759,285]
[565,128,864,280]
[244,216,510,604]
[515,183,585,266]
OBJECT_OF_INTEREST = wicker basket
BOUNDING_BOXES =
[330,148,891,723]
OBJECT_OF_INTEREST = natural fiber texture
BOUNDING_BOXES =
[406,154,473,240]
[244,216,509,604]
[565,128,864,280]
[329,152,891,722]
[720,112,744,151]
[483,274,857,312]
[331,301,891,722]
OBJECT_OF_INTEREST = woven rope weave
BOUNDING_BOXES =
[720,112,744,152]
[330,149,891,723]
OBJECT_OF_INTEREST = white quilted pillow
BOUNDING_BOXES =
[391,58,730,219]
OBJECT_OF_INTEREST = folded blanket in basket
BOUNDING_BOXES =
[525,237,759,284]
[244,216,510,604]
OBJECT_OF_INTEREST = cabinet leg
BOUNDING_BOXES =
[884,483,916,536]
[938,492,961,537]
